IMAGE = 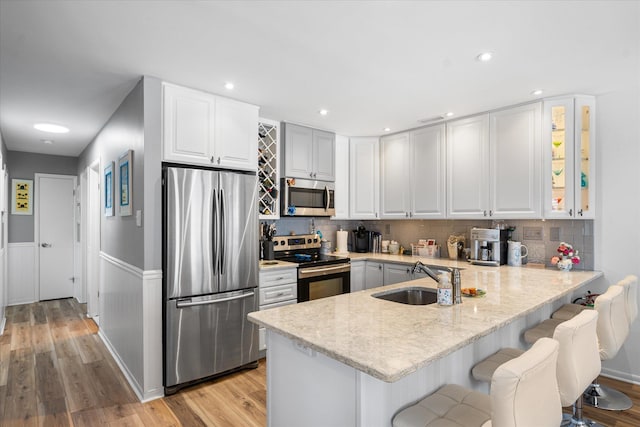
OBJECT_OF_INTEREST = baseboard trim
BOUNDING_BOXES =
[601,367,640,386]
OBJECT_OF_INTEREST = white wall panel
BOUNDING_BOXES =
[8,243,35,305]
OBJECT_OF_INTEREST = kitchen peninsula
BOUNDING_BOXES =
[248,260,602,427]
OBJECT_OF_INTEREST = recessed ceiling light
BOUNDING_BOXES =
[383,127,391,132]
[34,123,69,133]
[224,82,234,90]
[41,139,54,145]
[531,89,543,96]
[476,52,493,62]
[444,112,454,117]
[319,109,329,116]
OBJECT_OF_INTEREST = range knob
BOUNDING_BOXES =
[313,238,318,243]
[279,239,286,246]
[307,239,312,244]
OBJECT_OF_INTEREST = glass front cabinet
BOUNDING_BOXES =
[543,95,595,219]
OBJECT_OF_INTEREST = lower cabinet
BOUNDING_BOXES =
[350,260,366,292]
[259,267,297,352]
[365,262,384,289]
[383,263,413,285]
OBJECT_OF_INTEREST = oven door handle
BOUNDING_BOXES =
[298,264,350,278]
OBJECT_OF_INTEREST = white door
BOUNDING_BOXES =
[37,174,75,301]
[86,162,101,319]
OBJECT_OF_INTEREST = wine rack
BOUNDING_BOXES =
[258,119,279,219]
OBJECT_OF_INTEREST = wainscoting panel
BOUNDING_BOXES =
[8,242,36,305]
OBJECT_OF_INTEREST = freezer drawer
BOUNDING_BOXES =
[165,289,259,389]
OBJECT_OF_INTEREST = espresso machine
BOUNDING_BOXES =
[469,227,509,266]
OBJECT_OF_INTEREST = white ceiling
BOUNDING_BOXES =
[0,1,638,157]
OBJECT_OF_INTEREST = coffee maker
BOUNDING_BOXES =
[352,226,382,253]
[469,227,509,266]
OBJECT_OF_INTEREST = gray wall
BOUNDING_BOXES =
[7,151,78,243]
[78,78,146,269]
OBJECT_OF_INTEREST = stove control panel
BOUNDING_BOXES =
[273,234,321,251]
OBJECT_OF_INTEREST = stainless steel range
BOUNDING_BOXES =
[272,234,350,302]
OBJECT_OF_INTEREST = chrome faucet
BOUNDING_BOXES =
[412,261,462,304]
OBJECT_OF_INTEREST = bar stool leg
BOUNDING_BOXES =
[583,379,633,411]
[562,393,605,427]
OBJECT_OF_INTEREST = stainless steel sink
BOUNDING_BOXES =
[372,287,437,305]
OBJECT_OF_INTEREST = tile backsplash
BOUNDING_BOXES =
[267,217,594,270]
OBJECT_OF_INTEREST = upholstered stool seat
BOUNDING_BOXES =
[471,348,524,383]
[523,317,563,344]
[393,338,562,427]
[552,302,590,321]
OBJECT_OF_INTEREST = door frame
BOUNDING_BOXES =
[84,159,101,320]
[34,173,78,301]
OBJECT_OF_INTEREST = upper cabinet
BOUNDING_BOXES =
[282,123,335,181]
[380,124,446,219]
[447,103,542,219]
[349,137,379,219]
[543,96,595,219]
[162,82,259,171]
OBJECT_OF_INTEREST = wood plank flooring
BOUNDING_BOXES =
[0,298,638,426]
[0,299,265,426]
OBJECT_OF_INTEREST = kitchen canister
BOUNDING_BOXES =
[507,241,528,266]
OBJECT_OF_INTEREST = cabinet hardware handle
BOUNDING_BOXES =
[489,210,493,216]
[378,265,382,270]
[405,212,409,217]
[217,157,221,164]
[375,212,378,218]
[276,277,284,280]
[578,209,583,216]
[569,208,573,216]
[483,210,487,217]
[210,156,215,163]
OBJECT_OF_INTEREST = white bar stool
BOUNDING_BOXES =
[472,311,604,427]
[392,338,562,427]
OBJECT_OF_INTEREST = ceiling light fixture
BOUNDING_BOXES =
[531,89,543,96]
[383,127,391,132]
[444,112,454,118]
[224,82,235,90]
[319,109,328,116]
[41,139,54,145]
[476,52,493,62]
[34,123,69,133]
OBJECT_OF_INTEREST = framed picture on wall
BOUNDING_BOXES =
[11,178,33,215]
[104,161,115,217]
[118,150,133,216]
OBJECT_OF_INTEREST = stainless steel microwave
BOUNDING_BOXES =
[282,178,335,217]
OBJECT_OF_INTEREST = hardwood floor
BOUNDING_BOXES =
[0,299,639,426]
[0,299,265,426]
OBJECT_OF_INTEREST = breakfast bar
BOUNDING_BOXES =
[248,262,602,427]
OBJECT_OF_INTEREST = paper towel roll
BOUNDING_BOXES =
[336,230,349,253]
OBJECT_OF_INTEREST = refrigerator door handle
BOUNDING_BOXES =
[175,291,254,308]
[220,188,226,275]
[211,188,217,275]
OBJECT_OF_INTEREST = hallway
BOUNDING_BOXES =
[0,299,266,426]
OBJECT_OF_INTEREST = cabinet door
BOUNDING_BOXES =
[411,125,446,218]
[574,96,596,219]
[543,98,575,218]
[214,97,259,171]
[163,83,215,165]
[490,103,542,218]
[383,263,413,285]
[313,130,336,181]
[350,261,365,292]
[380,133,410,219]
[446,115,490,219]
[283,123,314,179]
[333,135,350,219]
[349,137,379,220]
[364,262,384,289]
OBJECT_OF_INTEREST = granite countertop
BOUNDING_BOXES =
[259,259,298,270]
[248,265,602,382]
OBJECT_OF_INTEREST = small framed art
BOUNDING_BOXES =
[104,161,115,217]
[11,178,33,215]
[118,150,133,216]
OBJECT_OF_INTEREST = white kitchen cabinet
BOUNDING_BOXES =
[258,118,280,219]
[258,267,297,352]
[350,260,365,292]
[383,263,413,285]
[364,262,384,289]
[333,135,350,219]
[162,82,259,171]
[380,125,446,219]
[489,103,542,218]
[447,104,542,219]
[349,137,380,219]
[543,96,595,219]
[282,123,335,181]
[446,114,490,219]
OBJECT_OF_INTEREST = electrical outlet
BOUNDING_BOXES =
[523,226,543,240]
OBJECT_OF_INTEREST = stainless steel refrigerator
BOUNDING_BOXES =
[163,165,259,394]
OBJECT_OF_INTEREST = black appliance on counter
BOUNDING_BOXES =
[273,234,350,302]
[352,226,382,253]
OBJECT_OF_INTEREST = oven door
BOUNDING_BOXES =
[297,263,350,302]
[282,178,335,217]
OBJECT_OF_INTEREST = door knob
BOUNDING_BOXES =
[41,243,52,248]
